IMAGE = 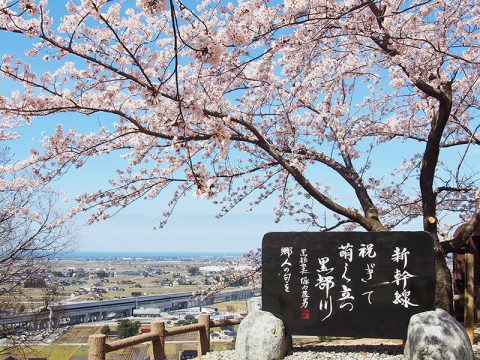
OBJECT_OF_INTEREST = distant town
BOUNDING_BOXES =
[51,254,251,301]
[0,254,260,360]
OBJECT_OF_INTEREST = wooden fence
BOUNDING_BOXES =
[88,314,241,360]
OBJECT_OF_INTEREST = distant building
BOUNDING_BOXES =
[199,265,226,272]
[133,308,163,317]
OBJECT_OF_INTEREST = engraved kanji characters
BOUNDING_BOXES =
[299,249,310,312]
[280,246,293,293]
[391,246,418,308]
[316,256,335,321]
[338,243,354,310]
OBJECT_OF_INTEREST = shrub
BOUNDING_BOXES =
[117,320,141,339]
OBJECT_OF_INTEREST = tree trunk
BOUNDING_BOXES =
[432,232,453,312]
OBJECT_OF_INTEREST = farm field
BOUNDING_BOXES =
[56,326,102,344]
[0,344,152,360]
[0,345,84,360]
[60,283,200,302]
[49,256,229,302]
[214,301,247,313]
[106,345,149,360]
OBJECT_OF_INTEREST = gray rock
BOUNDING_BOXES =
[247,296,262,313]
[235,310,292,360]
[404,308,474,360]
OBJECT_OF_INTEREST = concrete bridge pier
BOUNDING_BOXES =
[113,308,132,318]
[86,313,96,322]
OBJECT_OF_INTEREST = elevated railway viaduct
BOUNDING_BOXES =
[0,288,259,332]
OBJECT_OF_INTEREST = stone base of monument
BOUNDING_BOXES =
[404,308,474,360]
[235,310,292,360]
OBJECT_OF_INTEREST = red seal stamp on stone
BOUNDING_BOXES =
[300,309,310,320]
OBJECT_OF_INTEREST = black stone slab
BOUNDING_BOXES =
[262,232,435,339]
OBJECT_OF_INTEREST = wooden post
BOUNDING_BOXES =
[150,322,166,360]
[198,314,210,356]
[88,334,106,360]
[464,252,475,345]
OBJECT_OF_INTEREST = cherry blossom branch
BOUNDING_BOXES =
[231,117,386,231]
[295,101,381,222]
[320,219,354,232]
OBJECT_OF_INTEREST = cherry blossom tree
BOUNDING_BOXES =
[0,148,71,351]
[0,0,478,310]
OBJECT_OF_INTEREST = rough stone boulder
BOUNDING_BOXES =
[404,308,474,360]
[235,310,291,360]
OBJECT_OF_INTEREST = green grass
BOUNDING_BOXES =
[211,342,235,351]
[1,345,80,360]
